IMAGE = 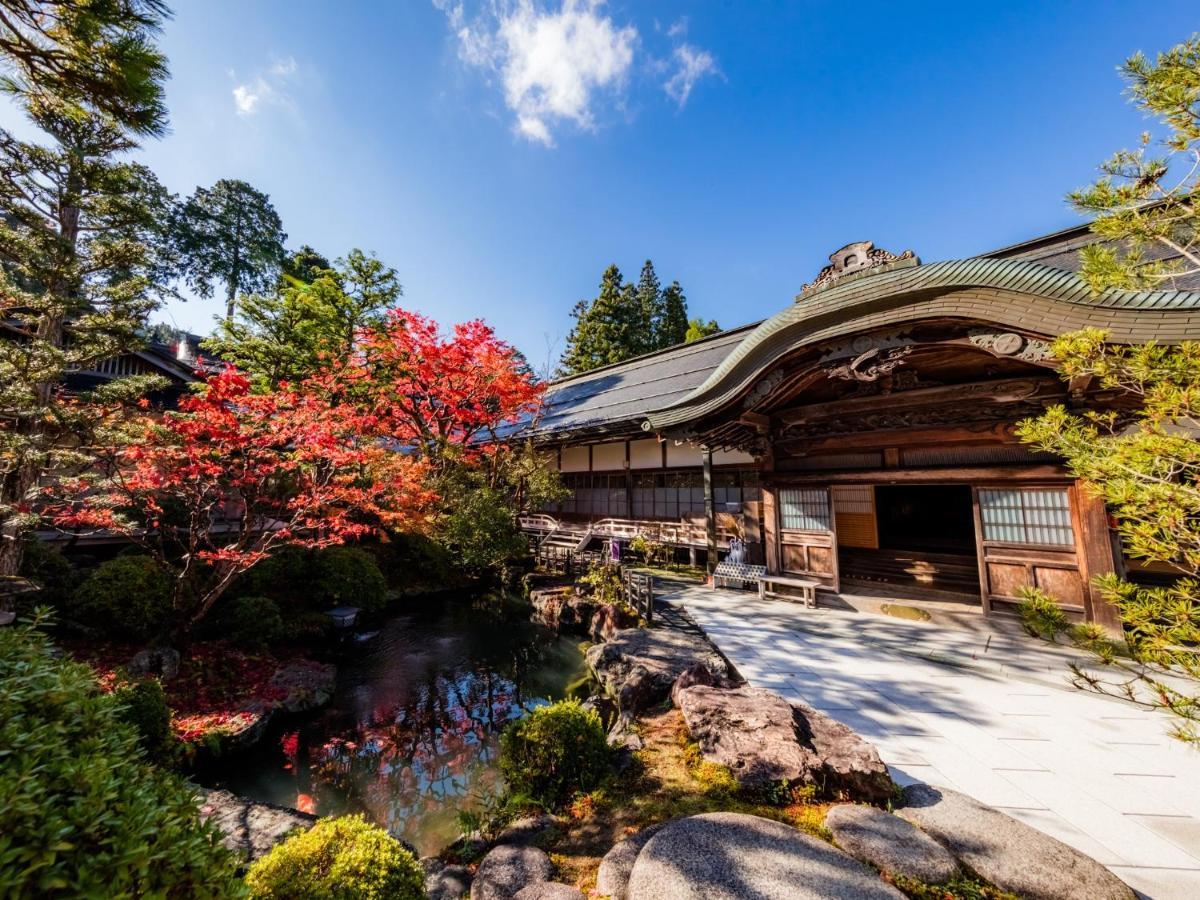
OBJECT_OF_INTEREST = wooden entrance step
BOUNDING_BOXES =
[839,547,981,595]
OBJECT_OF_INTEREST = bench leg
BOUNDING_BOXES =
[758,581,765,601]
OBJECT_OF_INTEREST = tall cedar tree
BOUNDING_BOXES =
[1069,35,1200,289]
[173,178,286,319]
[204,249,402,390]
[559,261,695,375]
[0,5,173,578]
[0,0,170,135]
[659,280,689,346]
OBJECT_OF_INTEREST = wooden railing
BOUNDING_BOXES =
[620,566,654,624]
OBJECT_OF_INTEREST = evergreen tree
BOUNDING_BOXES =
[559,264,638,375]
[659,280,689,347]
[635,259,662,354]
[1069,35,1200,289]
[173,178,287,320]
[0,6,173,577]
[0,0,171,135]
[685,317,721,342]
[203,249,402,390]
[281,244,334,285]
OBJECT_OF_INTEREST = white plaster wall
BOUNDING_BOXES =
[561,445,589,473]
[592,442,626,471]
[629,439,663,469]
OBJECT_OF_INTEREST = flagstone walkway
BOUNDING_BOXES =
[661,582,1200,900]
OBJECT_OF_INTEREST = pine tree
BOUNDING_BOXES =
[659,280,689,347]
[559,264,636,375]
[173,178,287,320]
[0,5,173,577]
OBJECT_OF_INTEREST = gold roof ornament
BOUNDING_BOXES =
[797,241,918,298]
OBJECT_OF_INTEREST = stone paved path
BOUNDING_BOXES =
[664,583,1200,900]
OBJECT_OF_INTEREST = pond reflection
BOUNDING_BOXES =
[206,594,589,856]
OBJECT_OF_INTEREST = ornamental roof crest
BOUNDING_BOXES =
[796,241,918,299]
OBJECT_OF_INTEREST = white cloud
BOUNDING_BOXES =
[232,57,298,117]
[435,0,636,146]
[662,20,717,108]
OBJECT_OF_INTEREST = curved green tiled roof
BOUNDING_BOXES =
[644,256,1200,431]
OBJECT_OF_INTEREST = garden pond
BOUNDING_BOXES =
[200,592,591,856]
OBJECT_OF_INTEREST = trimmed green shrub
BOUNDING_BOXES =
[220,595,284,649]
[499,699,610,809]
[234,545,315,605]
[0,622,242,898]
[17,539,80,613]
[113,676,175,764]
[311,546,387,613]
[245,815,424,899]
[71,555,172,641]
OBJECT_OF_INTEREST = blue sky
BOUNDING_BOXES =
[11,2,1200,369]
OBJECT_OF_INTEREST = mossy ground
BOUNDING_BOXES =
[509,708,1014,900]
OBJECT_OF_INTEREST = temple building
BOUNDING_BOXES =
[521,224,1200,629]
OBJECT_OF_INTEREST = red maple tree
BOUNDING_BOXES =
[49,367,434,640]
[314,309,545,475]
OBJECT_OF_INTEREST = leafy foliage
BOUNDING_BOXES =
[71,555,172,641]
[48,367,434,639]
[499,699,610,809]
[685,317,721,342]
[1016,585,1073,642]
[0,620,242,898]
[0,0,170,135]
[113,675,175,764]
[204,249,403,391]
[173,178,287,319]
[311,546,388,613]
[17,538,80,612]
[578,561,625,608]
[1017,329,1200,743]
[0,16,175,578]
[1068,35,1200,290]
[218,595,285,650]
[245,815,425,900]
[558,261,697,375]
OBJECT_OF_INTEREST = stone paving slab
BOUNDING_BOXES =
[667,584,1200,900]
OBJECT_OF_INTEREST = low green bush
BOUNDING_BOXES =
[234,545,315,605]
[220,595,284,649]
[245,815,424,899]
[499,699,610,809]
[0,621,241,898]
[311,546,387,613]
[113,676,175,764]
[71,555,172,641]
[17,539,80,613]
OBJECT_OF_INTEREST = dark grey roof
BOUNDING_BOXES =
[981,222,1200,290]
[530,325,758,440]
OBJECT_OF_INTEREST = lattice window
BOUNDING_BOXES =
[978,488,1074,546]
[779,488,831,531]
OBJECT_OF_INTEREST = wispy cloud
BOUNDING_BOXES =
[435,0,636,146]
[662,19,718,108]
[232,57,298,117]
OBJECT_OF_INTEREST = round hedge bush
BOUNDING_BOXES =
[499,699,610,809]
[71,555,172,641]
[0,623,241,898]
[245,815,424,899]
[220,595,284,649]
[112,676,175,764]
[311,546,387,613]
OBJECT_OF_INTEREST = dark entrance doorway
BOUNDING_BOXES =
[838,484,981,601]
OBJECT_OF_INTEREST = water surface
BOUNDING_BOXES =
[206,593,589,855]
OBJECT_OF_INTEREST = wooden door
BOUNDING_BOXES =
[831,485,878,549]
[972,485,1089,618]
[777,486,839,590]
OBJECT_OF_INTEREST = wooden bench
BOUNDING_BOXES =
[712,561,767,591]
[758,574,820,608]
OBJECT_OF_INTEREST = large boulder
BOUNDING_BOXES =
[529,585,573,629]
[676,685,816,787]
[588,604,638,642]
[596,823,666,899]
[626,812,904,900]
[426,862,472,900]
[897,784,1134,900]
[825,804,959,884]
[513,884,584,899]
[198,789,316,861]
[471,844,555,900]
[670,662,728,706]
[586,626,730,713]
[792,702,893,803]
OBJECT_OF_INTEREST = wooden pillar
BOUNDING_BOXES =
[762,485,779,574]
[703,448,717,573]
[1074,481,1122,632]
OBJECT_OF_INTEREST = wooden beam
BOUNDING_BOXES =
[738,411,771,431]
[770,464,1069,485]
